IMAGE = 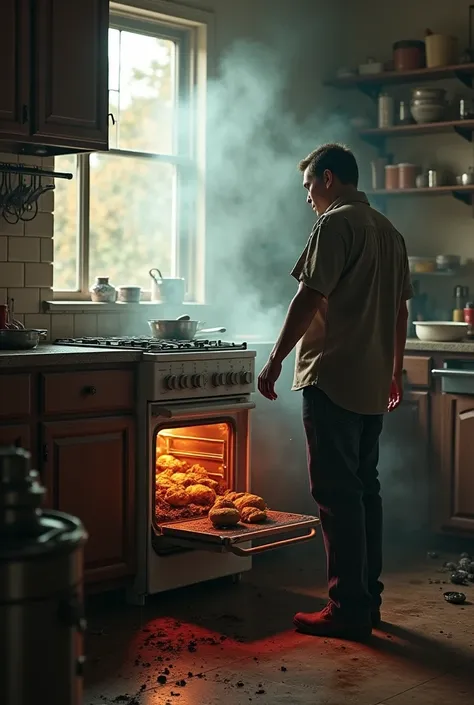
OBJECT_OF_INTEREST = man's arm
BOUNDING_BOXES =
[393,300,409,377]
[270,282,323,365]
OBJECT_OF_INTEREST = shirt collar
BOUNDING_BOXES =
[324,191,369,213]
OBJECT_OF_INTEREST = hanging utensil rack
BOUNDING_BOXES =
[0,162,73,225]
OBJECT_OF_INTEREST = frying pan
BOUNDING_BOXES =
[148,318,226,341]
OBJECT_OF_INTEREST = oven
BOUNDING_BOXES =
[128,350,319,604]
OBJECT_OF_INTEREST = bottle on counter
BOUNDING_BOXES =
[453,285,469,322]
[464,302,474,338]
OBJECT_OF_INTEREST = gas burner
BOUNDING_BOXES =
[54,336,248,352]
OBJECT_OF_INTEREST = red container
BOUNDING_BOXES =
[393,40,426,71]
[464,302,474,337]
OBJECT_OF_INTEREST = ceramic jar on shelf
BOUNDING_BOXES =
[410,88,446,124]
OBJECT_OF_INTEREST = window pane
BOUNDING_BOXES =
[53,154,78,290]
[89,153,175,290]
[113,30,176,154]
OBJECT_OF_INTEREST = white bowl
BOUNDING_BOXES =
[414,321,468,342]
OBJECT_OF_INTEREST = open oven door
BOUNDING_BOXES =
[157,511,320,556]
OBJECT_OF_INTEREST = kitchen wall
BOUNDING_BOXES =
[345,0,474,318]
[0,0,352,340]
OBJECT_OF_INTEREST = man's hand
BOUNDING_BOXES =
[387,372,403,412]
[258,357,282,401]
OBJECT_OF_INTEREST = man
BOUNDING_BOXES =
[258,143,412,641]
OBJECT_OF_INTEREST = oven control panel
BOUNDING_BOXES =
[142,351,257,400]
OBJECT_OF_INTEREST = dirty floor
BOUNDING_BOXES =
[84,540,474,705]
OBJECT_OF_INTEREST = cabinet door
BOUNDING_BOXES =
[379,391,430,532]
[42,416,136,584]
[33,0,109,150]
[440,395,474,533]
[0,0,30,137]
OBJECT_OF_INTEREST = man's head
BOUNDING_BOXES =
[298,143,359,215]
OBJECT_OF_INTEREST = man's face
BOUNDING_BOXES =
[303,167,333,215]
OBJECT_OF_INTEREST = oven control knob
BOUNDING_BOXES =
[164,374,177,390]
[192,373,206,388]
[212,372,226,386]
[227,372,239,385]
[241,371,253,385]
[179,374,191,389]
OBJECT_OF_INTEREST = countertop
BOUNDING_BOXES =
[0,345,142,368]
[405,338,474,354]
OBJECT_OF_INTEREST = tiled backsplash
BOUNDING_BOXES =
[0,153,54,332]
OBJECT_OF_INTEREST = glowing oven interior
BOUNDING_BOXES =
[154,422,233,524]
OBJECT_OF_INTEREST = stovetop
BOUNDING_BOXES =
[54,337,248,352]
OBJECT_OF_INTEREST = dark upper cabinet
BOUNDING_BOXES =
[33,0,109,151]
[0,0,30,138]
[0,0,109,154]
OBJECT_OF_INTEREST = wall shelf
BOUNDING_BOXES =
[325,62,474,97]
[360,119,474,145]
[367,185,474,206]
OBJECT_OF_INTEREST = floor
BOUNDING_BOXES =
[84,540,474,705]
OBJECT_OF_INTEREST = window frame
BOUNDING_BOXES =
[53,9,203,301]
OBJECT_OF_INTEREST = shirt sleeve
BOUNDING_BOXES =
[290,218,347,297]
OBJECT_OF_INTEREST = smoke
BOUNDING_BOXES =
[201,38,352,339]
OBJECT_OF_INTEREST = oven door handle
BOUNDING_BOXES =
[152,401,256,418]
[226,527,318,556]
[432,368,474,378]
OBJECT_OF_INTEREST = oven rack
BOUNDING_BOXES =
[158,510,320,556]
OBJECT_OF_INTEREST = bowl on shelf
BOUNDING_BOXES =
[414,321,468,342]
[436,254,461,271]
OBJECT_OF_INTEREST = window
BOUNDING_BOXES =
[53,11,204,300]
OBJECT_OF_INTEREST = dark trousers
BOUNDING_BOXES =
[302,386,384,617]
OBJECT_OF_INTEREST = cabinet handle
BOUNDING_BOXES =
[42,444,48,462]
[108,113,116,125]
[82,385,97,395]
[22,104,29,123]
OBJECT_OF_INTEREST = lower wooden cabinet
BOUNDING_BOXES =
[42,415,136,584]
[439,395,474,533]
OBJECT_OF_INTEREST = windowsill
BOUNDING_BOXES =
[43,301,208,314]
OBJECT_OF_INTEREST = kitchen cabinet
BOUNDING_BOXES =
[0,424,31,451]
[0,0,109,154]
[0,0,30,138]
[42,416,136,584]
[439,394,474,533]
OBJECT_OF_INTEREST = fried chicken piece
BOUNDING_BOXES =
[156,474,175,489]
[240,506,267,523]
[156,454,188,473]
[170,472,189,485]
[209,506,241,527]
[186,484,216,506]
[225,491,246,503]
[165,486,191,507]
[213,498,237,510]
[215,477,227,495]
[188,463,208,478]
[234,493,266,511]
[197,477,219,491]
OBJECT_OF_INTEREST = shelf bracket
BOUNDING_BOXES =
[454,70,473,89]
[452,189,473,205]
[453,125,473,141]
[358,84,381,100]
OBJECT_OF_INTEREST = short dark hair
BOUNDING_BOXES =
[298,143,359,186]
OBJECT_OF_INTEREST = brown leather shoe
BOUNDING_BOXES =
[294,604,372,641]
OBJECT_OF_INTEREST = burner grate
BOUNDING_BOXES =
[54,336,247,352]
